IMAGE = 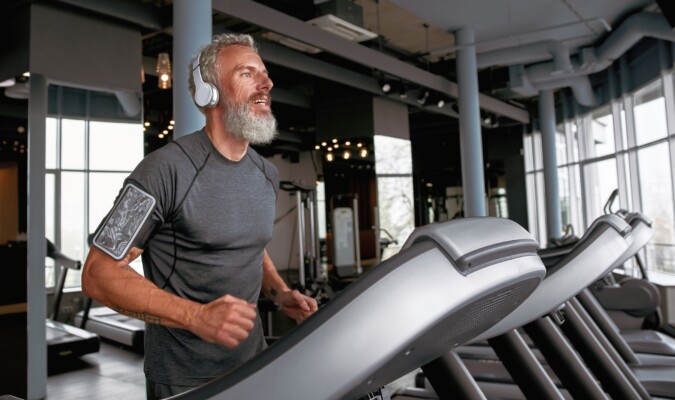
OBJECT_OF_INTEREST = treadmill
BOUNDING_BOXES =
[589,212,675,359]
[407,213,641,399]
[75,301,145,349]
[451,213,642,400]
[75,234,145,349]
[174,217,547,400]
[427,212,675,399]
[46,240,100,363]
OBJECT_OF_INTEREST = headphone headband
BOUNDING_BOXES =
[192,56,219,108]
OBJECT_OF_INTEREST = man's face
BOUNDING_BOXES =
[217,45,278,144]
[218,45,273,114]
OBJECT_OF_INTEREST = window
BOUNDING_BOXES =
[584,107,615,159]
[374,135,415,260]
[46,117,143,288]
[524,75,675,276]
[637,143,675,273]
[584,158,618,222]
[634,80,667,146]
[556,125,567,166]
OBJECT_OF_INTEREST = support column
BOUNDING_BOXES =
[538,89,561,241]
[454,28,486,217]
[27,73,48,400]
[173,0,212,137]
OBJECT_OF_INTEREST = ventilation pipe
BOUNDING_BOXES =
[534,75,596,107]
[114,90,142,117]
[499,12,675,106]
[524,12,675,86]
[477,40,573,74]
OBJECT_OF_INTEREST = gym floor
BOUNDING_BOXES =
[47,340,145,400]
[45,308,303,400]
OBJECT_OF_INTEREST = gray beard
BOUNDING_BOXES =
[223,102,278,145]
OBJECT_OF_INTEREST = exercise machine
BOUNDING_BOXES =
[74,233,145,350]
[330,193,362,280]
[590,211,675,358]
[174,217,546,400]
[441,214,640,400]
[75,302,145,349]
[46,240,100,363]
[278,180,323,289]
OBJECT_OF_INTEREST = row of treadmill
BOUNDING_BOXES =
[169,210,675,399]
[45,208,675,399]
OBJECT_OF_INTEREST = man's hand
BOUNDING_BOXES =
[276,290,318,323]
[190,294,257,349]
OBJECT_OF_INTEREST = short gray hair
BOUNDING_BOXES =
[188,33,258,112]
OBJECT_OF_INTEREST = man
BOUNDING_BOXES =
[82,33,318,399]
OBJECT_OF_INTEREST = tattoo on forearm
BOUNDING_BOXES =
[270,288,277,299]
[112,305,161,324]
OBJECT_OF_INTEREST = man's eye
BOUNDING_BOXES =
[242,72,251,78]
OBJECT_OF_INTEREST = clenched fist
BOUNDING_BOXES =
[190,294,257,348]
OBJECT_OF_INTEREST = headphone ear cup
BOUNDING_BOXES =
[195,82,219,108]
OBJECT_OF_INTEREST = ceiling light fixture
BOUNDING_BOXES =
[379,77,399,94]
[427,92,447,108]
[156,53,172,89]
[417,89,430,105]
[398,82,408,99]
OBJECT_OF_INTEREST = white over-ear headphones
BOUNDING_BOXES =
[192,57,219,108]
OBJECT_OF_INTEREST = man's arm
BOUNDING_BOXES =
[82,246,257,349]
[260,249,318,323]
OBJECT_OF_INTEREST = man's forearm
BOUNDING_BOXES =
[82,247,199,330]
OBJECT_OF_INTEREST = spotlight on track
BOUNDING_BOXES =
[416,89,430,105]
[427,92,447,108]
[398,82,408,99]
[379,79,394,94]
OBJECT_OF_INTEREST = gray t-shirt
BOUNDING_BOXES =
[120,129,278,386]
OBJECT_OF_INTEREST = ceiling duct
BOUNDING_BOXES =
[477,40,573,75]
[262,0,376,54]
[310,0,377,42]
[502,12,675,106]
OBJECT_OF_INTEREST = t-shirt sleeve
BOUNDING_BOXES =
[91,145,183,258]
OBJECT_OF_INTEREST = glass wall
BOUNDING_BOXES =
[46,117,143,287]
[524,75,675,276]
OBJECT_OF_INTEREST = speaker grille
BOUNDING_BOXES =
[446,277,540,345]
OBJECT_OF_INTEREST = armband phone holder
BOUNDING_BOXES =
[92,183,157,260]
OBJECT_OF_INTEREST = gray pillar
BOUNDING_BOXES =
[454,28,486,217]
[27,73,48,400]
[173,0,211,138]
[538,89,562,242]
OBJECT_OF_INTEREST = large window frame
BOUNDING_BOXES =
[524,73,675,278]
[45,116,143,289]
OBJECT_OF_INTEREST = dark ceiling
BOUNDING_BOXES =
[0,0,668,162]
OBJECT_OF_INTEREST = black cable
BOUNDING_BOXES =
[160,220,178,290]
[274,205,297,224]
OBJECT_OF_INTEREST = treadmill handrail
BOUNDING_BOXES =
[403,217,539,275]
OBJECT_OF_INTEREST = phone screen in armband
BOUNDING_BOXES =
[93,183,157,260]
